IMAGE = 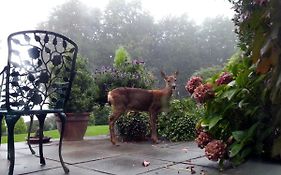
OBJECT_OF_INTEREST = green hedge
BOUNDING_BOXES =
[158,98,203,141]
[116,112,149,142]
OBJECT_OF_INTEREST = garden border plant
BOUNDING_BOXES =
[93,46,154,141]
[183,0,281,168]
[158,98,203,142]
[52,55,98,141]
[187,52,275,168]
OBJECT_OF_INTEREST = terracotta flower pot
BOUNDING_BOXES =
[56,112,90,141]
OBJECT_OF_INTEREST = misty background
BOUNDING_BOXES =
[0,0,237,97]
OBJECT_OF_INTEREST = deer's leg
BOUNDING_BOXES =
[149,112,159,144]
[109,111,123,145]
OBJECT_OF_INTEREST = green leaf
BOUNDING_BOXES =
[208,116,222,129]
[236,70,250,87]
[245,122,259,140]
[252,74,266,86]
[230,154,245,166]
[200,118,209,127]
[232,131,245,142]
[240,147,252,160]
[230,143,243,158]
[222,89,237,100]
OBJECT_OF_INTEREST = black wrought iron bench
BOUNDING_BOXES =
[0,30,78,175]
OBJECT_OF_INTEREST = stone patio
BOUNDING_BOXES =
[0,135,280,174]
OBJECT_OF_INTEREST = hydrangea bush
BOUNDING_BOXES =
[187,54,272,167]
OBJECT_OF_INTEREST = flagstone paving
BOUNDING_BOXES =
[0,136,280,174]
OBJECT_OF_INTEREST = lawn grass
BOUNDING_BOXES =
[1,125,109,144]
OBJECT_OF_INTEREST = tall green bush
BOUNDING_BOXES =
[14,117,27,134]
[65,56,98,112]
[114,46,131,69]
[116,112,150,142]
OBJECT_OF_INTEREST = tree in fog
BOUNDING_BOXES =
[97,0,155,67]
[151,15,237,95]
[38,0,237,97]
[38,0,102,67]
[151,15,200,94]
[39,0,155,71]
[197,16,237,67]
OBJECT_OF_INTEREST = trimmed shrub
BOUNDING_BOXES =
[158,98,203,141]
[64,56,98,113]
[116,112,149,142]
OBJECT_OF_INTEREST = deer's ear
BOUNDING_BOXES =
[174,71,179,76]
[160,71,166,78]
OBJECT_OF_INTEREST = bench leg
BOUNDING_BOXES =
[5,115,20,175]
[37,114,46,165]
[27,115,36,154]
[57,112,69,174]
[0,115,3,146]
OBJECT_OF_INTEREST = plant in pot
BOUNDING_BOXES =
[55,55,97,141]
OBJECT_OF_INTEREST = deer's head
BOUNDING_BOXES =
[161,71,178,90]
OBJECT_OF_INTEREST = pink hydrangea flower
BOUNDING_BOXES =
[193,83,214,103]
[215,72,233,86]
[185,76,203,94]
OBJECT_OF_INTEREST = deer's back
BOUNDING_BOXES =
[108,87,155,111]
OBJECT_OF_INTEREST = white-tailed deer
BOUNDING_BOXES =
[107,71,178,145]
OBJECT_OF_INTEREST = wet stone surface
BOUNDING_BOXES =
[1,136,280,175]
